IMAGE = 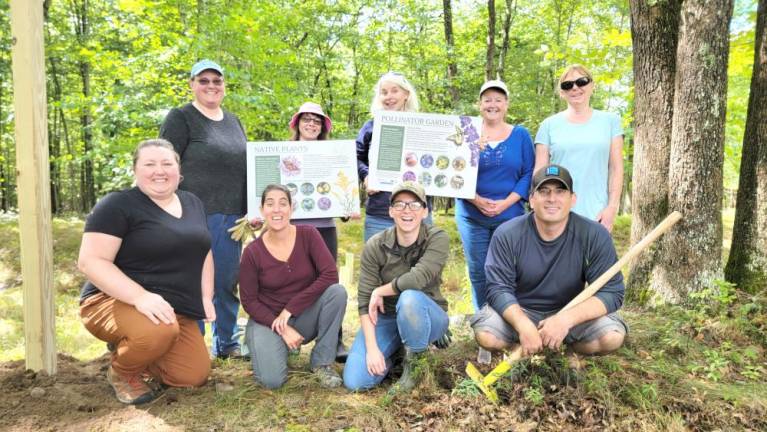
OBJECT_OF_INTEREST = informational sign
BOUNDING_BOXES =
[246,140,360,220]
[367,111,482,199]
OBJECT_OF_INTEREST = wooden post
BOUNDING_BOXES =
[340,252,355,288]
[9,0,57,374]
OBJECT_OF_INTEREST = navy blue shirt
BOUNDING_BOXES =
[485,212,624,315]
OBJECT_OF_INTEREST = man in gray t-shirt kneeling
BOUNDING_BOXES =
[471,164,627,356]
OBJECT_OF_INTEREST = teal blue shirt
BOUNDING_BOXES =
[534,110,623,220]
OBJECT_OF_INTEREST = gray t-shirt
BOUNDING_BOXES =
[160,103,247,215]
[485,212,624,315]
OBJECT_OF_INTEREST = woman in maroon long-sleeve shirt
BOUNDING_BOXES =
[239,184,347,389]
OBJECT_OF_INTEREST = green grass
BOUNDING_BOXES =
[0,211,765,431]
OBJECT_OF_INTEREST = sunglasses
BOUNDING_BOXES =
[560,76,591,91]
[196,78,224,86]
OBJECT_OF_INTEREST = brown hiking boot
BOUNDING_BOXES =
[107,366,156,405]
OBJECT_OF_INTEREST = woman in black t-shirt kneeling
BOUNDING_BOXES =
[78,139,214,405]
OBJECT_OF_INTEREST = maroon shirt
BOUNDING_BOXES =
[240,225,339,327]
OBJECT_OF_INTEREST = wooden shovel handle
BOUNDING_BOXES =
[561,211,682,313]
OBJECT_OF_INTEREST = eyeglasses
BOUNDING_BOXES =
[196,78,224,86]
[391,200,424,211]
[560,76,591,91]
[300,116,323,126]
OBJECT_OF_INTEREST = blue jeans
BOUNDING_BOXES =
[455,213,507,311]
[363,214,434,242]
[343,290,448,391]
[202,213,242,357]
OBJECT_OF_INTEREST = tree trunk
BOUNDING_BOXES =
[47,57,65,214]
[0,65,6,211]
[725,0,767,293]
[653,0,734,302]
[348,43,360,131]
[442,0,459,105]
[485,0,496,81]
[70,0,94,211]
[498,0,517,80]
[626,0,682,300]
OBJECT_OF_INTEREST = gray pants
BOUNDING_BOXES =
[471,304,628,345]
[245,284,347,389]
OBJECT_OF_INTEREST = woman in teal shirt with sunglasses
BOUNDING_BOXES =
[534,64,624,233]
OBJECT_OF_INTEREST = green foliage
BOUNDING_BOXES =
[1,0,640,212]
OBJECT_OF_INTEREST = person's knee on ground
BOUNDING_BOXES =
[257,370,288,390]
[161,359,210,388]
[572,330,625,355]
[474,330,511,351]
[342,366,377,392]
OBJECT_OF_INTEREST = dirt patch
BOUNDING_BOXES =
[0,354,140,432]
[1,343,764,431]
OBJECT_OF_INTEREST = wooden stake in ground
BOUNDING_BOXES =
[9,0,56,374]
[466,211,683,402]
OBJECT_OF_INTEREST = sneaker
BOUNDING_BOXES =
[107,366,156,405]
[477,347,492,365]
[312,365,343,388]
[217,347,247,360]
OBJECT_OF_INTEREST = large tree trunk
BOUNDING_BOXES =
[725,0,767,293]
[498,0,517,81]
[485,0,496,80]
[626,0,682,299]
[653,0,734,302]
[442,0,459,105]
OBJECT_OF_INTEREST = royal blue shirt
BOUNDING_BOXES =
[456,125,534,223]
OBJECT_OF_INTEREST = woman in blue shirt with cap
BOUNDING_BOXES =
[455,79,534,363]
[160,59,248,360]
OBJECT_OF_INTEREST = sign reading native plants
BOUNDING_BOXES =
[246,140,360,220]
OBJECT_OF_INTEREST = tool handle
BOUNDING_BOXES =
[560,211,682,313]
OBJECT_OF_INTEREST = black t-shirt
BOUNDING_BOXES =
[159,103,248,215]
[80,188,211,319]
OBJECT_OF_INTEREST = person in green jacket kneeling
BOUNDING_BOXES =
[343,181,450,392]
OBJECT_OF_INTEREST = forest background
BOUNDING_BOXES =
[0,1,766,430]
[0,0,755,214]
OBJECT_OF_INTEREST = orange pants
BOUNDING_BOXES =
[80,292,210,387]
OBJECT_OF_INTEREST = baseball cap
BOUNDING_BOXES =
[190,59,224,78]
[532,164,573,192]
[479,79,509,98]
[390,181,427,206]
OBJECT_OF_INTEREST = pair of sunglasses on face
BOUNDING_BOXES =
[560,76,591,91]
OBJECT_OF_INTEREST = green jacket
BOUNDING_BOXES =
[357,223,449,316]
